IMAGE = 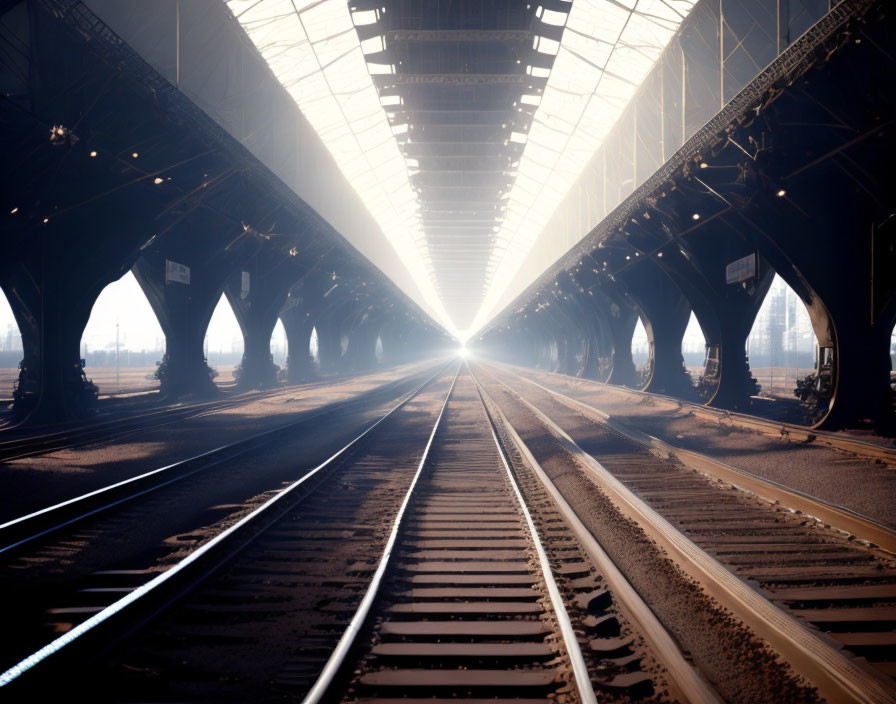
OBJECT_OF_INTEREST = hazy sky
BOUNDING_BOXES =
[631,312,706,356]
[0,271,823,364]
[81,272,165,353]
[0,272,247,355]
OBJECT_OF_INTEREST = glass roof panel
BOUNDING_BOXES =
[226,0,453,332]
[470,0,696,334]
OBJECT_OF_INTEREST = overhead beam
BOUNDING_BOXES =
[384,30,535,43]
[375,73,538,86]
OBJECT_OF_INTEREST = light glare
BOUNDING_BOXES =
[231,0,454,335]
[471,0,697,334]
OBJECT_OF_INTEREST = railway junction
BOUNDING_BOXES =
[1,0,895,702]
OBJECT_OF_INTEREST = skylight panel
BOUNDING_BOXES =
[351,9,379,25]
[471,0,696,334]
[360,36,386,54]
[533,36,561,55]
[539,8,570,26]
[227,0,452,332]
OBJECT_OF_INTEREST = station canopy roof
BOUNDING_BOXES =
[226,0,696,338]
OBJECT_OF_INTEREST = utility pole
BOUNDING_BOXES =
[768,310,773,396]
[795,299,800,383]
[116,321,120,392]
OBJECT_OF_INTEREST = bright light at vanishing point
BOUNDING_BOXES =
[458,346,470,359]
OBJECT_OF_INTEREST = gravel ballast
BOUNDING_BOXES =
[481,377,820,704]
[0,362,440,523]
[507,365,896,528]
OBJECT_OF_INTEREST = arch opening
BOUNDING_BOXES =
[542,335,560,371]
[631,315,650,386]
[0,285,23,406]
[568,328,589,377]
[746,273,819,423]
[80,271,165,396]
[271,319,288,370]
[205,293,244,387]
[682,311,707,390]
[309,326,320,369]
[891,325,896,404]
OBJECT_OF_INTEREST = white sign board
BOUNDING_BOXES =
[241,271,250,299]
[725,253,757,285]
[165,259,190,285]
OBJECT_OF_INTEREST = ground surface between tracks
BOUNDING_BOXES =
[500,364,896,528]
[0,362,438,523]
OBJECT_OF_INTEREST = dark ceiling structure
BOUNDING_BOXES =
[477,0,896,431]
[0,0,453,424]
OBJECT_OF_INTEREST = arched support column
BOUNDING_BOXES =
[824,311,894,431]
[641,303,692,397]
[614,264,694,397]
[586,289,638,387]
[315,317,346,375]
[280,304,316,383]
[702,271,774,410]
[344,317,382,372]
[621,208,773,408]
[225,265,292,390]
[2,262,101,423]
[605,306,638,387]
[530,323,558,372]
[231,304,280,388]
[133,257,222,399]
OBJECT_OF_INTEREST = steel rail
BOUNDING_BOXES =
[470,361,598,704]
[0,363,437,462]
[0,387,288,460]
[498,362,896,464]
[469,364,723,704]
[494,363,896,555]
[476,362,896,704]
[0,363,446,556]
[304,361,600,704]
[0,361,456,689]
[301,361,461,704]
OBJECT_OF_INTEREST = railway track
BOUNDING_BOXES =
[6,358,892,702]
[0,386,290,461]
[304,369,703,704]
[0,363,451,685]
[0,363,435,462]
[0,364,715,703]
[476,362,896,702]
[498,363,896,465]
[0,363,443,555]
